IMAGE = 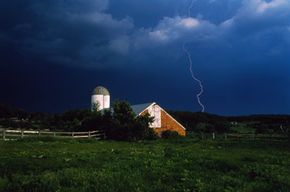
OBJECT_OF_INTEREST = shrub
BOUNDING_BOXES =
[105,101,154,141]
[144,127,158,140]
[0,177,8,191]
[161,130,179,139]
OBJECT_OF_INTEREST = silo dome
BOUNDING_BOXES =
[92,86,110,96]
[91,86,110,111]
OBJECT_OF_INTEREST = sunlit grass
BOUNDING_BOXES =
[0,138,289,191]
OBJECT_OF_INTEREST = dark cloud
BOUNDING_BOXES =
[108,0,242,26]
[0,0,133,68]
[0,0,290,115]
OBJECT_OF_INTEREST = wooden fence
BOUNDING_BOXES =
[195,132,288,140]
[0,129,103,140]
[0,129,287,141]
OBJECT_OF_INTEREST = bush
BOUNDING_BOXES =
[104,101,154,141]
[161,130,179,139]
[144,128,158,140]
[0,177,8,191]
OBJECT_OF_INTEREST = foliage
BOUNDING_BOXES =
[105,101,154,141]
[170,111,290,135]
[0,101,156,141]
[80,110,107,131]
[170,111,230,133]
[0,103,28,119]
[91,102,99,112]
[230,123,255,134]
[161,130,179,139]
[0,139,290,191]
[2,102,290,137]
[195,123,215,133]
[135,113,157,140]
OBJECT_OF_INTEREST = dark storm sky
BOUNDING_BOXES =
[1,0,290,115]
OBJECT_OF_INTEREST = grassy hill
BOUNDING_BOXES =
[0,138,289,192]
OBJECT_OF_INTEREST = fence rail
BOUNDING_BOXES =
[0,128,103,140]
[0,129,287,141]
[193,132,288,140]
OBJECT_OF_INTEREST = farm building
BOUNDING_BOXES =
[91,86,186,136]
[131,102,186,136]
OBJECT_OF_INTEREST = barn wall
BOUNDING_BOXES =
[141,108,186,137]
[155,110,186,136]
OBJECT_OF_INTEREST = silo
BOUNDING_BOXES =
[91,86,110,111]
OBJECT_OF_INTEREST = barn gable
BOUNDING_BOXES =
[131,102,186,136]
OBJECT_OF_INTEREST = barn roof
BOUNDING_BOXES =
[130,103,153,115]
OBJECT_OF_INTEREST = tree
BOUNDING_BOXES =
[135,113,156,140]
[107,101,135,140]
[195,123,215,133]
[91,103,99,112]
[104,100,155,140]
[80,110,104,131]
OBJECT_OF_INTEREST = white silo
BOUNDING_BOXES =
[91,86,110,111]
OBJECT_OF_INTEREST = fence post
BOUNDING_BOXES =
[21,130,24,139]
[212,132,215,140]
[72,132,74,138]
[88,131,91,138]
[103,131,106,140]
[54,132,56,137]
[3,129,6,140]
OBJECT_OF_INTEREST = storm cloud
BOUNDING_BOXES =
[0,0,290,115]
[0,0,133,68]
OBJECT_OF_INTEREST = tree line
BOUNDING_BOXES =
[1,102,290,140]
[0,101,156,141]
[170,111,290,136]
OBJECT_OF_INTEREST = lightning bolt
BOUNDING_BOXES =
[183,0,205,112]
[187,0,195,17]
[183,43,205,112]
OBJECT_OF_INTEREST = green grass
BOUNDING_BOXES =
[0,138,289,192]
[230,123,255,134]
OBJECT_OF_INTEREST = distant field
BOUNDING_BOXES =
[230,123,255,134]
[0,138,290,192]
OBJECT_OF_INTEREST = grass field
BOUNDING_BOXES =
[0,137,290,192]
